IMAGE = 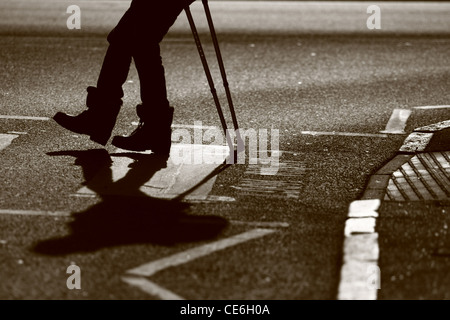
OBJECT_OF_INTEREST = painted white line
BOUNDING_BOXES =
[77,144,230,200]
[344,218,376,237]
[414,120,450,133]
[380,109,411,134]
[339,234,379,300]
[0,209,70,217]
[0,134,19,151]
[70,193,98,198]
[348,199,380,218]
[399,132,434,153]
[300,131,388,138]
[413,105,450,110]
[126,228,276,277]
[184,195,236,203]
[338,200,381,300]
[229,220,290,228]
[121,277,184,300]
[0,115,50,121]
[7,131,27,135]
[343,233,379,263]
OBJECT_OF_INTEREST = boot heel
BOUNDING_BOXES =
[111,106,174,152]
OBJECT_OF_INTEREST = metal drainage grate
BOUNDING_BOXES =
[384,152,450,201]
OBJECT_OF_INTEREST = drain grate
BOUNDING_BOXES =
[384,152,450,201]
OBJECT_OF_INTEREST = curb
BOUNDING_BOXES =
[338,119,450,300]
[365,120,450,201]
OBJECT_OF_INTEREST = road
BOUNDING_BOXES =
[0,1,449,301]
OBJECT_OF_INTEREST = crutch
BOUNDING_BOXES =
[185,0,244,154]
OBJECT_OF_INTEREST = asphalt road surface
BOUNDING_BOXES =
[0,1,449,301]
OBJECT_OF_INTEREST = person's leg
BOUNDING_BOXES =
[95,45,132,101]
[96,6,137,99]
[112,0,193,153]
[53,5,137,145]
[131,1,190,109]
[133,44,170,110]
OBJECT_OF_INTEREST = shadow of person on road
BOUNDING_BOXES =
[33,149,228,256]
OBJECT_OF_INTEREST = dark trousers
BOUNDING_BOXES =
[96,0,194,117]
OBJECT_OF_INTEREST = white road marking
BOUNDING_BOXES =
[300,131,388,138]
[380,109,411,134]
[7,131,27,135]
[348,199,380,218]
[123,228,276,299]
[399,132,434,153]
[76,144,230,201]
[70,193,98,198]
[0,134,19,151]
[0,209,70,217]
[339,233,379,300]
[343,233,379,263]
[183,195,236,203]
[121,277,184,300]
[0,115,50,121]
[229,220,289,228]
[126,228,275,277]
[413,105,450,110]
[344,217,376,237]
[338,200,381,300]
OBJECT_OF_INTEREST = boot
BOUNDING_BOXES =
[112,104,174,154]
[53,87,122,146]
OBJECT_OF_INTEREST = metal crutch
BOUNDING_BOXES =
[184,1,244,154]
